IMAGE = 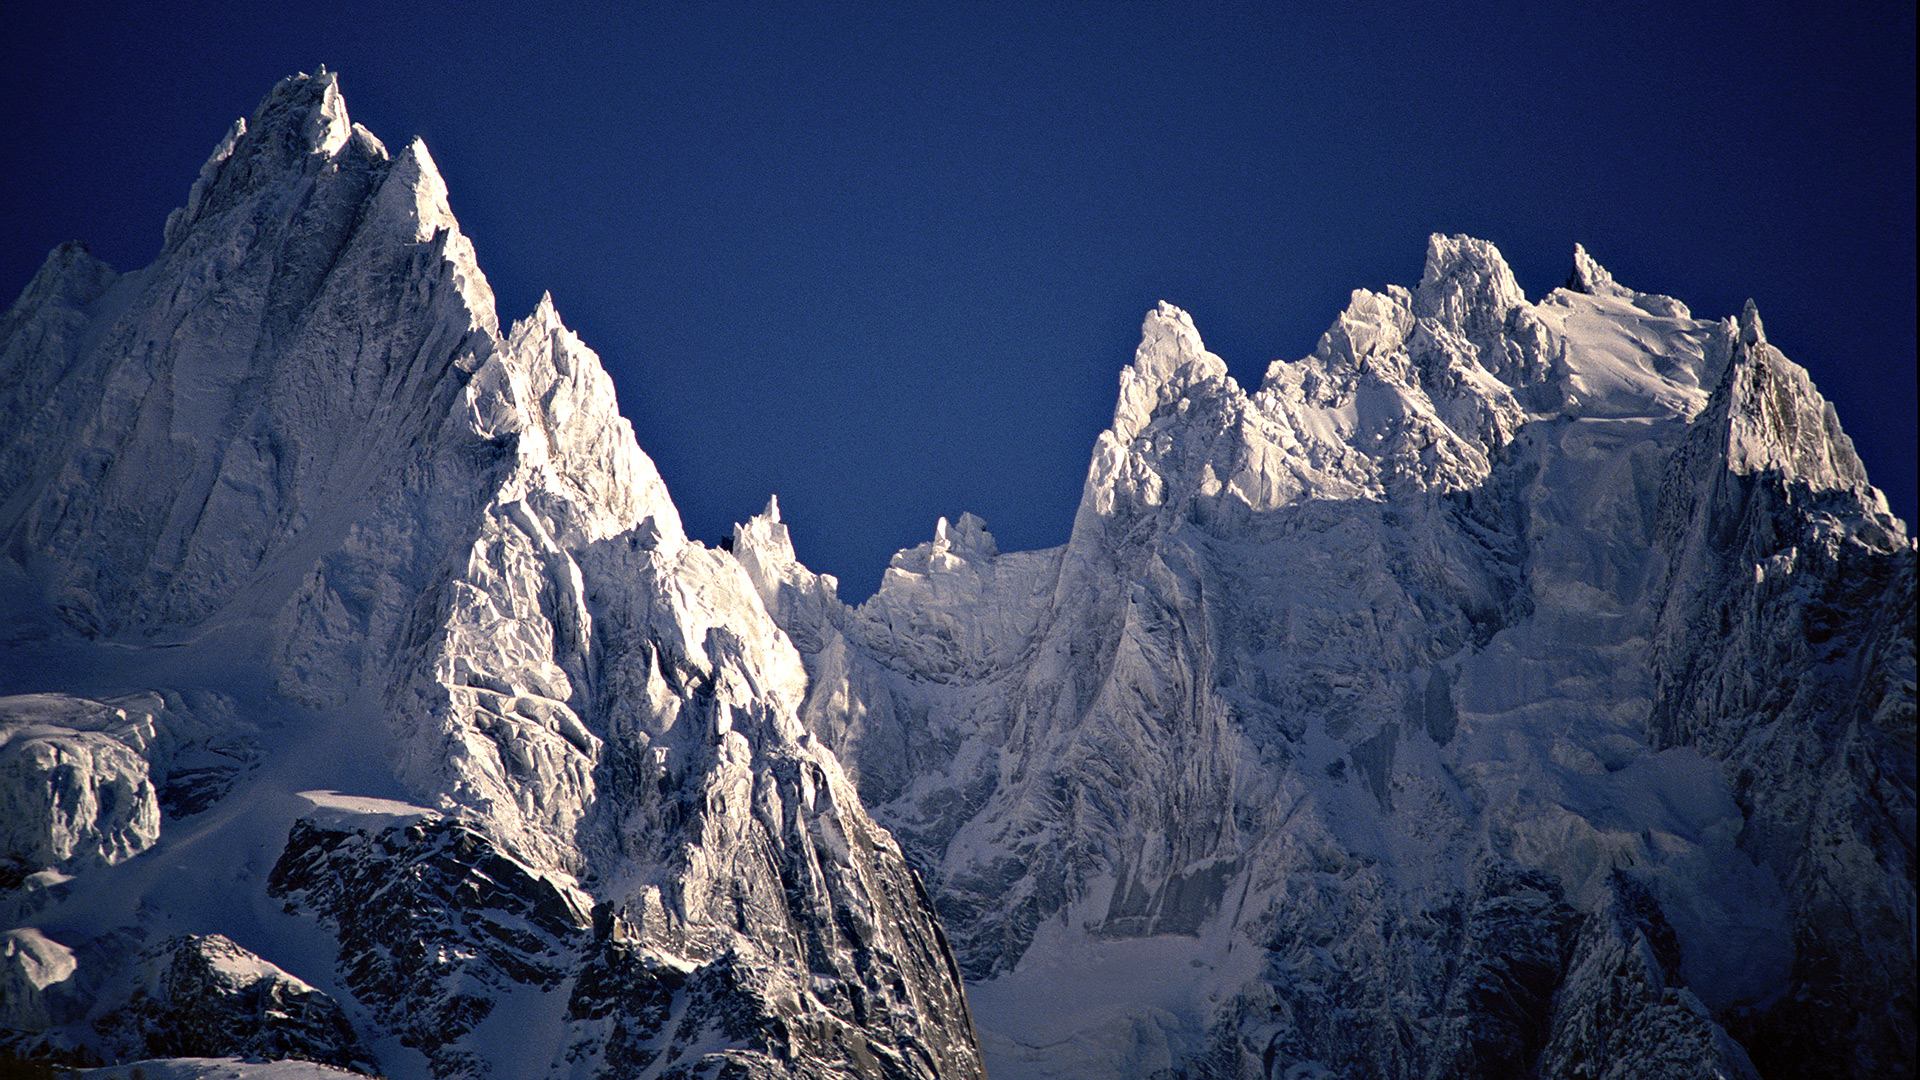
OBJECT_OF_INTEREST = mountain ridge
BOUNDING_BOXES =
[736,234,1912,1078]
[2,71,983,1080]
[2,71,1912,1080]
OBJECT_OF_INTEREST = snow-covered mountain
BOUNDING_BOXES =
[2,71,1912,1080]
[1,71,980,1080]
[735,243,1915,1078]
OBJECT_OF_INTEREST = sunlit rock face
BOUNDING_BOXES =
[0,71,980,1080]
[740,238,1913,1079]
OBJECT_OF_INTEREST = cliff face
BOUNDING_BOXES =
[736,241,1913,1078]
[1644,305,1915,1079]
[0,71,980,1080]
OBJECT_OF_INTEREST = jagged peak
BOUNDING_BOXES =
[731,494,822,611]
[5,241,117,322]
[1110,302,1233,444]
[502,294,578,378]
[348,122,388,161]
[1565,243,1634,298]
[1706,321,1878,501]
[379,137,457,238]
[1413,234,1526,328]
[358,135,499,347]
[162,69,386,250]
[885,512,999,580]
[934,511,997,559]
[1739,299,1766,346]
[1289,285,1416,382]
[506,292,567,351]
[256,68,353,160]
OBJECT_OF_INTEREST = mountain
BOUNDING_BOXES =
[734,242,1915,1077]
[0,71,980,1080]
[2,72,1913,1080]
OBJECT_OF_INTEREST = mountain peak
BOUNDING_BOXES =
[1565,243,1633,298]
[1707,319,1878,500]
[1739,298,1766,345]
[161,69,388,251]
[1109,301,1231,444]
[232,68,353,166]
[1413,233,1526,330]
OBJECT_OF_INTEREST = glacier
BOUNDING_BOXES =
[1,70,1913,1080]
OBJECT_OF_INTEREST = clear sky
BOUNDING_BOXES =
[4,1,1913,601]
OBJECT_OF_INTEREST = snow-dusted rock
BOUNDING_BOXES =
[0,695,162,875]
[1642,310,1916,1079]
[94,934,372,1072]
[267,811,587,1078]
[1,71,980,1080]
[756,239,1912,1078]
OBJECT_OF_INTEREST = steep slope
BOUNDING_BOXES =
[1645,304,1914,1078]
[0,71,980,1080]
[737,238,1913,1078]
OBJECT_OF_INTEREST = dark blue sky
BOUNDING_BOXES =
[5,1,1913,600]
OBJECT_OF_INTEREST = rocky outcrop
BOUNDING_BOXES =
[268,811,590,1077]
[94,934,372,1072]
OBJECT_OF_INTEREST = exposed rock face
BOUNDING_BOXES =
[0,72,979,1079]
[94,934,373,1071]
[1537,877,1762,1080]
[267,810,591,1077]
[738,239,1913,1077]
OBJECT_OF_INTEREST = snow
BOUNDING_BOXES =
[293,790,437,830]
[749,235,1908,1078]
[79,1060,367,1080]
[1,66,1908,1080]
[1529,288,1717,419]
[968,892,1265,1079]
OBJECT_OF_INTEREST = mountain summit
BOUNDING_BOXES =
[735,245,1913,1077]
[3,73,1912,1080]
[1,71,980,1080]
